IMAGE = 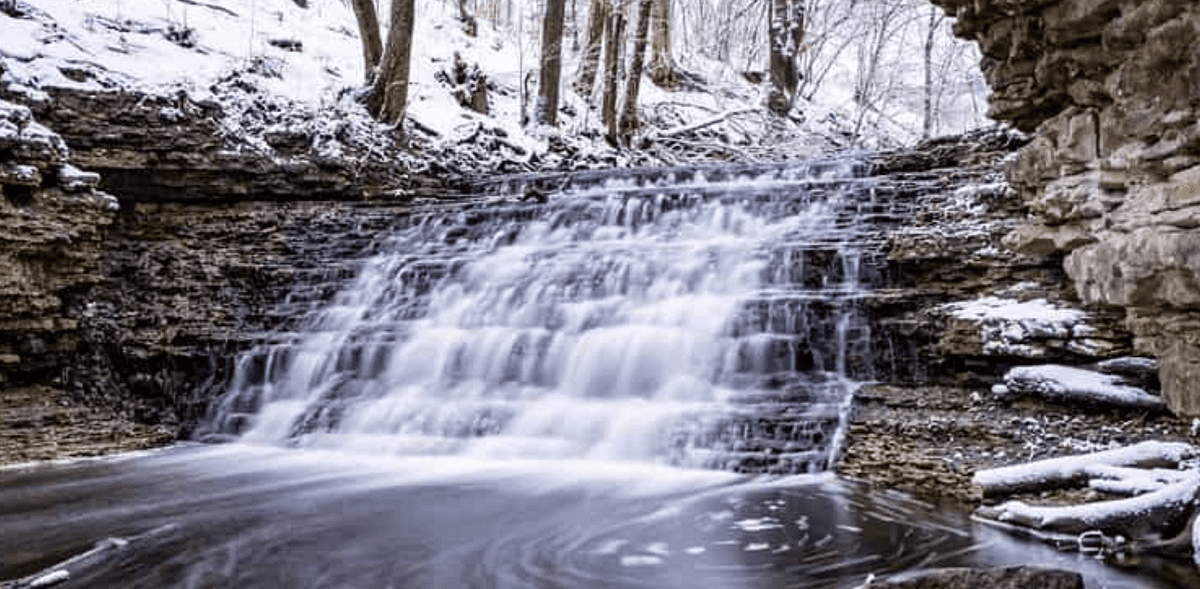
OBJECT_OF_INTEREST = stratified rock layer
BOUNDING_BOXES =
[930,0,1200,414]
[0,98,115,383]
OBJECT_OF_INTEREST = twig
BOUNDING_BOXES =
[652,108,759,138]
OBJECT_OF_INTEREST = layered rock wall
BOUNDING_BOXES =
[0,98,116,384]
[930,0,1200,414]
[0,93,424,446]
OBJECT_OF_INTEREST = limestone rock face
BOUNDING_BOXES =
[0,99,116,384]
[1,86,442,202]
[929,0,1200,414]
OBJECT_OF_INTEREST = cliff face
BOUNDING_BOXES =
[930,0,1200,414]
[0,90,429,458]
[0,98,116,385]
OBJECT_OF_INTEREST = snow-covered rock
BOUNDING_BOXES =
[997,364,1165,411]
[988,471,1200,536]
[942,297,1106,358]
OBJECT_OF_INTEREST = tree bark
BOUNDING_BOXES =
[574,0,608,97]
[349,0,383,81]
[536,0,568,125]
[457,0,478,37]
[618,0,653,143]
[368,0,416,130]
[647,0,678,89]
[602,0,626,144]
[767,0,804,116]
[922,6,943,140]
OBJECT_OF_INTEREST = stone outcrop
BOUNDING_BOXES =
[3,85,441,202]
[929,0,1200,414]
[0,98,116,384]
[869,130,1135,387]
[0,91,438,452]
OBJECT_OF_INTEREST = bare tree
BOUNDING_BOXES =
[767,0,804,115]
[648,0,679,88]
[602,0,628,143]
[365,0,417,131]
[618,0,654,142]
[537,0,569,125]
[922,4,945,139]
[457,0,478,36]
[574,0,608,96]
[349,0,383,81]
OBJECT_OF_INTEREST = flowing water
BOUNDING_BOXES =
[208,160,881,473]
[1,161,1188,588]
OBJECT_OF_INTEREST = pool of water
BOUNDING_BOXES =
[0,444,1187,589]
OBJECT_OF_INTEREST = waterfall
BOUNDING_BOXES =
[206,160,879,473]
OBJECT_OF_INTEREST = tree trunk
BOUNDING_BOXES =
[349,0,383,81]
[767,0,803,116]
[368,0,416,131]
[457,0,478,37]
[574,0,607,97]
[647,0,677,89]
[618,0,653,143]
[922,6,942,140]
[536,0,568,125]
[602,0,626,144]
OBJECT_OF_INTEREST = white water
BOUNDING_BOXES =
[209,163,873,471]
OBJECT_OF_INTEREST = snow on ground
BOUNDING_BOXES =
[0,0,361,102]
[1,0,990,173]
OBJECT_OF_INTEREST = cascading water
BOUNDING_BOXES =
[206,160,880,473]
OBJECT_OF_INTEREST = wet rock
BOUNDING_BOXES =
[873,566,1084,589]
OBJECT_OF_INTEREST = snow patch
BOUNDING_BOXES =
[944,297,1099,358]
[999,365,1165,411]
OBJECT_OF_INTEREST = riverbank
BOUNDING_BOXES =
[838,383,1195,506]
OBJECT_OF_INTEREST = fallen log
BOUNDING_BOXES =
[979,471,1200,537]
[0,524,179,589]
[972,440,1197,497]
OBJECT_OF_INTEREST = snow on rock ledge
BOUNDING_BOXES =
[994,364,1166,412]
[940,296,1125,359]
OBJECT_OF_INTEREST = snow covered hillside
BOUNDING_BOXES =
[0,0,992,173]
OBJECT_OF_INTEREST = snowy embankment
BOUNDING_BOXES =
[0,0,860,183]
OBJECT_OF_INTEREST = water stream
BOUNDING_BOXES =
[208,159,880,472]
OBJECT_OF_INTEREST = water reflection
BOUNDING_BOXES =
[0,445,1187,588]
